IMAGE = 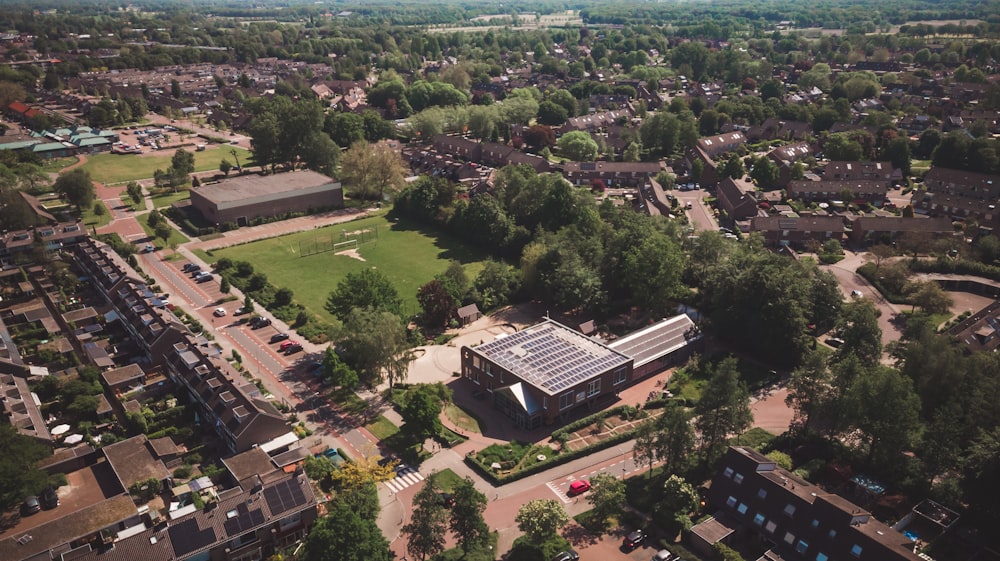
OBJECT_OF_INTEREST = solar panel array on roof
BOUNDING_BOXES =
[223,503,266,537]
[169,518,216,557]
[778,219,798,229]
[476,321,630,394]
[264,478,308,516]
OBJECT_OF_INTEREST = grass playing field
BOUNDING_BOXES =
[201,213,490,321]
[80,146,253,184]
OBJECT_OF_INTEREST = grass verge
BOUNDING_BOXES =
[80,201,112,228]
[138,217,190,247]
[329,388,368,417]
[152,189,191,209]
[445,402,486,434]
[365,415,400,440]
[432,468,463,492]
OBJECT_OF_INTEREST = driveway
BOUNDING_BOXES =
[820,251,904,360]
[674,188,717,232]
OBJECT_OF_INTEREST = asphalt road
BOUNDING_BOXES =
[675,187,718,232]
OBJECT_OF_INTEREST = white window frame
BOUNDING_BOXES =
[559,392,574,410]
[587,379,601,397]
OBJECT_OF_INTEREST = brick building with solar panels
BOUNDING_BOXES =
[461,315,700,428]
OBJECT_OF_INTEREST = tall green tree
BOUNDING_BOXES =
[400,384,444,443]
[694,356,753,462]
[515,499,570,543]
[325,268,403,321]
[557,131,599,161]
[844,366,922,466]
[0,424,50,510]
[301,500,391,561]
[334,308,412,389]
[833,298,882,366]
[403,478,448,561]
[587,472,626,527]
[450,477,490,553]
[53,168,95,211]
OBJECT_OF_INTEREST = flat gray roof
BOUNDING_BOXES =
[195,170,339,210]
[609,314,698,367]
[473,319,631,396]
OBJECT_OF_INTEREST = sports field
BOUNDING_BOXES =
[202,214,490,321]
[80,146,253,184]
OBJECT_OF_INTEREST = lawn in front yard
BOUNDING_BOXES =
[80,146,253,184]
[200,213,490,321]
[445,402,486,434]
[152,189,191,209]
[365,415,400,440]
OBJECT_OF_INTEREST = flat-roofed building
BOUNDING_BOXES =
[461,319,633,428]
[189,170,343,226]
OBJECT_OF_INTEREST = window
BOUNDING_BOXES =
[764,521,777,534]
[726,496,737,508]
[757,488,768,499]
[828,530,836,539]
[753,513,765,526]
[816,554,828,561]
[279,512,302,532]
[850,545,863,557]
[587,379,601,397]
[810,519,819,528]
[737,503,748,515]
[795,540,809,554]
[784,504,796,517]
[733,473,744,484]
[723,467,734,479]
[559,392,574,410]
[783,532,796,545]
[613,367,627,385]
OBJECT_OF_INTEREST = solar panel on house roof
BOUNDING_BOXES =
[169,518,216,558]
[778,219,798,229]
[223,503,266,537]
[264,479,308,516]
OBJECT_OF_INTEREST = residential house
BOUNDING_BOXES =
[697,132,747,158]
[787,180,888,204]
[823,161,898,182]
[717,177,759,221]
[749,215,846,248]
[562,161,664,188]
[698,446,922,561]
[846,216,955,246]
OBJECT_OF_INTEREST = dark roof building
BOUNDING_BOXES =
[461,319,633,428]
[189,171,343,226]
[943,300,1000,353]
[823,161,897,182]
[704,447,922,561]
[697,132,746,158]
[749,215,846,248]
[847,216,955,246]
[787,180,888,203]
[717,177,759,221]
[461,315,701,429]
[562,161,664,187]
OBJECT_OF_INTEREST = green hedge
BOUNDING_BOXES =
[465,424,640,486]
[551,405,631,440]
[909,257,1000,283]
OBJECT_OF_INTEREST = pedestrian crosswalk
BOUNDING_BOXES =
[384,464,424,493]
[546,481,572,504]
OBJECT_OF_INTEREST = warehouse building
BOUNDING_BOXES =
[189,170,343,226]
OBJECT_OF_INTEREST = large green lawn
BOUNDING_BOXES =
[80,146,253,184]
[201,214,489,320]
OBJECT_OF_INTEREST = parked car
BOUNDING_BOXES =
[195,274,213,283]
[439,493,456,508]
[377,454,399,468]
[552,550,579,561]
[568,479,591,496]
[41,488,59,510]
[850,289,863,298]
[143,244,155,253]
[284,343,303,355]
[182,263,197,272]
[279,340,298,351]
[652,550,675,561]
[250,316,272,329]
[234,306,249,315]
[187,265,202,275]
[20,496,40,516]
[213,307,226,317]
[270,332,289,343]
[623,529,647,551]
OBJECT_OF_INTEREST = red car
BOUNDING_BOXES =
[279,340,298,351]
[568,480,591,496]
